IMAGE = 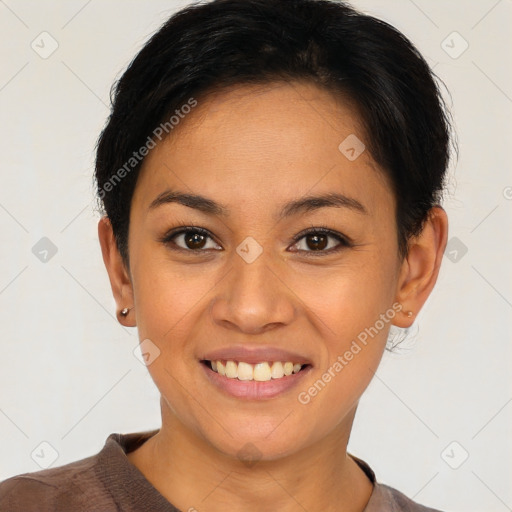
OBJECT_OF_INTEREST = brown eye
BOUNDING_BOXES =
[161,227,222,252]
[290,228,351,256]
[183,231,207,250]
[304,233,328,251]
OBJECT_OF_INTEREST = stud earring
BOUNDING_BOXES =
[120,307,130,317]
[407,311,413,318]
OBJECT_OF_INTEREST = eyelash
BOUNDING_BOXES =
[290,226,352,256]
[159,225,352,257]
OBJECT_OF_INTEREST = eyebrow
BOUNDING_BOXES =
[148,189,368,219]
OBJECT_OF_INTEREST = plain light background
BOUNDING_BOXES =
[0,1,511,510]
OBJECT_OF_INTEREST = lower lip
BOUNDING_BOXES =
[200,362,313,400]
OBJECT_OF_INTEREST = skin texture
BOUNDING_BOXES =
[98,81,448,512]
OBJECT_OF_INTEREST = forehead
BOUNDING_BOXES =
[132,81,393,220]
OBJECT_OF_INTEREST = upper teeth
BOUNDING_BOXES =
[210,360,303,381]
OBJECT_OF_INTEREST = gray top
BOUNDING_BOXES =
[0,430,444,511]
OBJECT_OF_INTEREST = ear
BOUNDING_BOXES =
[98,216,136,327]
[393,206,448,328]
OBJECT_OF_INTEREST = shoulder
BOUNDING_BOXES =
[0,430,158,512]
[372,482,445,512]
[0,452,111,511]
[349,453,445,512]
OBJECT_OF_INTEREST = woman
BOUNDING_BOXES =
[0,0,453,510]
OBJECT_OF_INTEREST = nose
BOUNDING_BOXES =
[208,251,296,335]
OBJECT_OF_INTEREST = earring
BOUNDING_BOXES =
[120,307,130,317]
[407,311,413,318]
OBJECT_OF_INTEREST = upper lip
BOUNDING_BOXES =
[201,345,312,365]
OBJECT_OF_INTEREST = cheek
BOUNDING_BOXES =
[274,271,396,452]
[287,252,397,396]
[131,248,219,349]
[289,250,398,340]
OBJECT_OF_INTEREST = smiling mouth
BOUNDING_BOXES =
[201,360,311,382]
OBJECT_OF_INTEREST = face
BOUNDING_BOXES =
[113,81,413,460]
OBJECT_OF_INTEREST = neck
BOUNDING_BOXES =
[127,400,373,512]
